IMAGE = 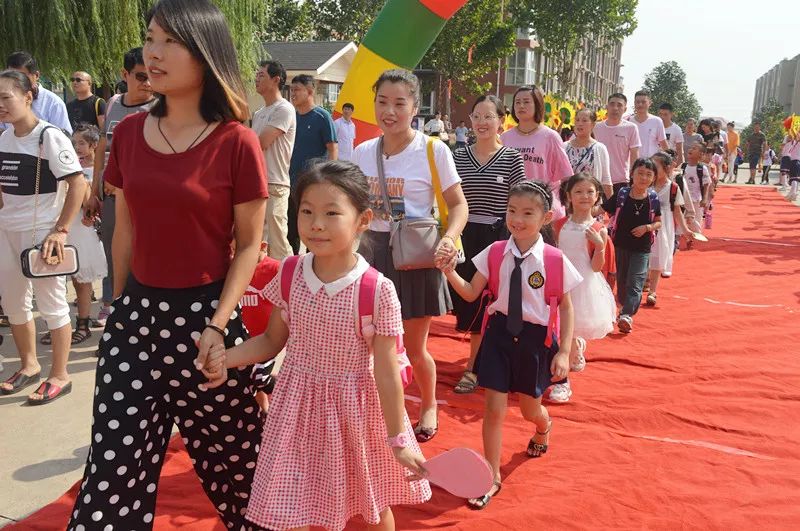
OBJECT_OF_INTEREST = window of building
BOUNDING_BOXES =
[505,48,536,87]
[318,83,341,111]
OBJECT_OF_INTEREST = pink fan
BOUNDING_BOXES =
[423,448,494,499]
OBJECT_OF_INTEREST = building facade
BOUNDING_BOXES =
[449,28,623,124]
[753,53,800,117]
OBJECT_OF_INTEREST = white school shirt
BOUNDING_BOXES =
[683,163,706,202]
[664,123,683,152]
[351,131,460,232]
[627,114,666,158]
[333,117,356,162]
[473,237,582,327]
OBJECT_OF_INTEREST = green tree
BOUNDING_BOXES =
[641,60,702,126]
[740,98,786,158]
[311,0,383,42]
[421,0,517,116]
[511,0,638,98]
[0,0,268,87]
[264,0,314,41]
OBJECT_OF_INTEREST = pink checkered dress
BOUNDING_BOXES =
[246,257,431,530]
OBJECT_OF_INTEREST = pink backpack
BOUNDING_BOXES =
[482,241,563,348]
[279,255,412,388]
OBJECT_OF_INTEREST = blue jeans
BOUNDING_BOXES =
[615,247,649,316]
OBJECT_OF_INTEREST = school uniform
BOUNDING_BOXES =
[471,237,582,398]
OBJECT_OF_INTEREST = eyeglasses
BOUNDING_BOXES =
[133,72,149,83]
[469,113,499,122]
[69,78,87,83]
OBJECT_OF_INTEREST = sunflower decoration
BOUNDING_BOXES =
[783,114,800,137]
[596,108,608,121]
[558,101,576,129]
[543,94,558,127]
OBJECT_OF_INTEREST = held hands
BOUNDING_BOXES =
[630,224,649,238]
[41,231,67,265]
[194,328,228,389]
[434,236,457,272]
[85,195,102,218]
[550,350,570,382]
[103,181,117,197]
[584,226,604,247]
[392,447,428,481]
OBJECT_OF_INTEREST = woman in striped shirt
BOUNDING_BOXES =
[450,95,526,394]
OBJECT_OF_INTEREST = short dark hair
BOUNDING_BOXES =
[147,0,250,122]
[658,103,673,112]
[608,92,627,104]
[630,157,657,178]
[6,51,37,73]
[563,172,602,211]
[727,121,735,127]
[295,160,371,215]
[651,151,673,171]
[753,120,762,126]
[342,102,354,111]
[471,94,505,117]
[372,69,420,109]
[634,90,651,99]
[259,59,286,89]
[123,47,144,72]
[576,107,597,123]
[511,85,545,124]
[292,74,316,90]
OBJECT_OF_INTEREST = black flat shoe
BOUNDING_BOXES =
[467,482,502,510]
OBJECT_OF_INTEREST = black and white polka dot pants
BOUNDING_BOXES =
[68,277,267,531]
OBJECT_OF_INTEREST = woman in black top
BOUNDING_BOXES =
[450,95,525,393]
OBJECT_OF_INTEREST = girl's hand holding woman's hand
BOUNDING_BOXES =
[392,447,428,481]
[630,225,648,238]
[584,226,604,247]
[195,329,228,389]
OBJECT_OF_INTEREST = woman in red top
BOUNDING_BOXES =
[68,1,268,529]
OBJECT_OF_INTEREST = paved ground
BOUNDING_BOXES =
[0,166,796,528]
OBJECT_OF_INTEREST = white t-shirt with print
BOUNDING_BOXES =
[627,114,667,158]
[682,163,707,203]
[352,131,460,232]
[0,121,83,232]
[473,237,582,327]
[664,123,683,152]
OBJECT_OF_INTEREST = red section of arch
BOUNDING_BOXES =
[417,0,467,20]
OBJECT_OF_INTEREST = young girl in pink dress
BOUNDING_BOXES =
[199,160,430,531]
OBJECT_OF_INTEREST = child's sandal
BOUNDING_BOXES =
[467,481,502,510]
[527,420,552,458]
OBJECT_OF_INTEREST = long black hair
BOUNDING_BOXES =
[146,0,249,122]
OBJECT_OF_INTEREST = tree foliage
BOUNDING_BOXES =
[311,0,383,42]
[263,0,314,42]
[740,98,786,157]
[0,0,268,86]
[510,0,637,97]
[641,60,702,127]
[421,0,517,115]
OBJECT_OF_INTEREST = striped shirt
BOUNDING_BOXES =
[454,145,526,224]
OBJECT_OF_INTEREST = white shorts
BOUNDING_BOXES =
[0,228,71,329]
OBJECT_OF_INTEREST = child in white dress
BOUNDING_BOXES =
[550,173,616,402]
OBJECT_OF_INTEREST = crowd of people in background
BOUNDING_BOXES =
[1,0,800,528]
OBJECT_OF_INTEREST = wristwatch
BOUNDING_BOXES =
[386,433,410,448]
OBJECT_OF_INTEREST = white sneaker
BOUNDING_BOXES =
[571,337,586,372]
[618,314,633,334]
[549,381,572,402]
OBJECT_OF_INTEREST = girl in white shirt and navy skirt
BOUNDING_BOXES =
[439,180,582,510]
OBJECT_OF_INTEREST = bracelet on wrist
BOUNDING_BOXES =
[205,324,226,338]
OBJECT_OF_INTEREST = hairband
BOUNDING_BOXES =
[515,180,552,210]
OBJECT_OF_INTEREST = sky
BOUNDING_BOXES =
[620,0,799,127]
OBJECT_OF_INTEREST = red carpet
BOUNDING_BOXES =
[9,186,800,530]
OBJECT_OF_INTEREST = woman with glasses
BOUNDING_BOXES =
[450,95,526,394]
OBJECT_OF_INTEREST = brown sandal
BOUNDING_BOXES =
[454,371,478,394]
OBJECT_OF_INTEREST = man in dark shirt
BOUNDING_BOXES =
[66,71,106,130]
[746,122,767,184]
[287,74,337,253]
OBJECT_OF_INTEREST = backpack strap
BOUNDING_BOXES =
[669,181,678,212]
[542,244,563,348]
[697,163,705,189]
[487,240,507,300]
[552,217,567,245]
[610,186,630,238]
[278,255,302,324]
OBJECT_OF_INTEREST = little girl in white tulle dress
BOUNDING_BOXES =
[550,172,616,402]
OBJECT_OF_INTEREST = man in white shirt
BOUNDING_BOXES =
[593,93,641,195]
[252,60,296,260]
[424,112,445,137]
[658,102,683,166]
[333,102,356,162]
[2,51,71,133]
[627,90,668,159]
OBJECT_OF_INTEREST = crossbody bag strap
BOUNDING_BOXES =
[31,125,58,246]
[374,136,395,222]
[427,136,448,227]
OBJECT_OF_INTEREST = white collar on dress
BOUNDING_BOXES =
[505,236,544,260]
[302,253,370,297]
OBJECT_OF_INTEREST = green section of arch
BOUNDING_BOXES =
[361,0,444,69]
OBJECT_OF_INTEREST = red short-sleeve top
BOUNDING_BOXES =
[104,112,268,288]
